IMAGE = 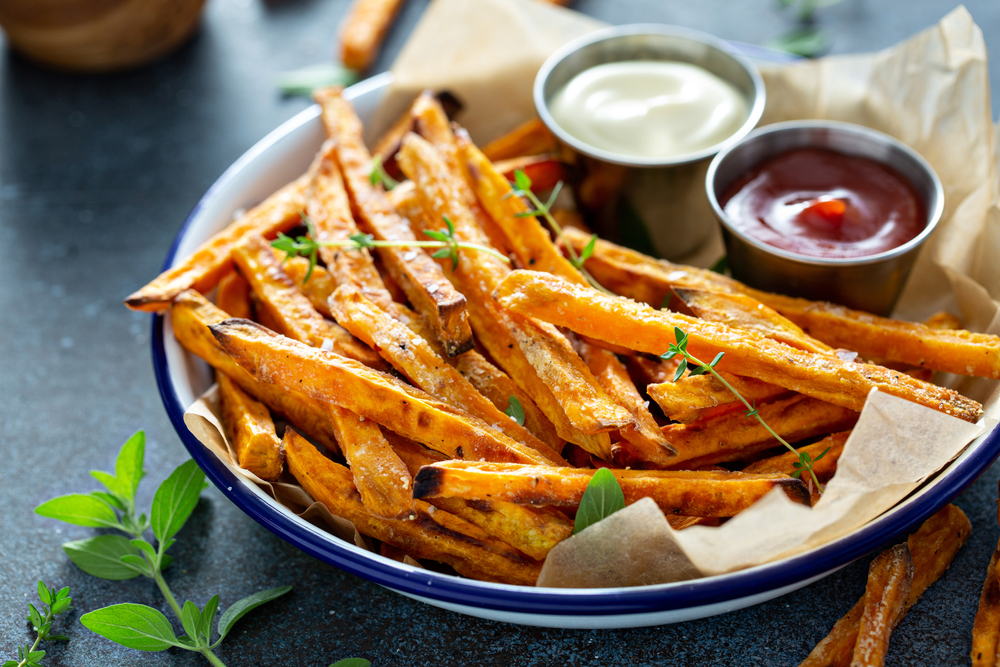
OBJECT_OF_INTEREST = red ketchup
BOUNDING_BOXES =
[720,147,925,258]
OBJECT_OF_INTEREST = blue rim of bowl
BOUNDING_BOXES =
[151,71,1000,618]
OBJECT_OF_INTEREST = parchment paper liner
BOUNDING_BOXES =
[180,2,1000,588]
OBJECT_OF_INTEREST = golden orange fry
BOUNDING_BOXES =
[217,373,284,482]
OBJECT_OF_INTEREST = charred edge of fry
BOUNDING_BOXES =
[412,465,444,500]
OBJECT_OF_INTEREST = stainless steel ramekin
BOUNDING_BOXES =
[705,120,944,315]
[534,24,765,259]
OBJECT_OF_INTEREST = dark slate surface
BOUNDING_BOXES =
[1,1,999,665]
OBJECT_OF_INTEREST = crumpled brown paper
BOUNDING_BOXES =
[182,3,1000,588]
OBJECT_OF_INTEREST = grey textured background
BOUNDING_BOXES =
[1,1,999,665]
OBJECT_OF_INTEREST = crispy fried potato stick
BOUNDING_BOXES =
[327,405,414,519]
[329,284,566,464]
[217,373,285,481]
[563,227,1000,379]
[283,429,541,585]
[211,318,552,465]
[338,0,407,72]
[306,139,398,314]
[388,433,572,560]
[799,504,971,667]
[493,154,569,193]
[671,288,833,355]
[315,88,473,355]
[972,543,1000,666]
[125,175,310,312]
[617,394,857,470]
[413,461,809,516]
[648,372,789,424]
[397,133,632,454]
[482,118,560,161]
[170,290,339,453]
[282,252,564,450]
[494,270,983,422]
[851,544,913,667]
[216,270,253,320]
[232,233,385,370]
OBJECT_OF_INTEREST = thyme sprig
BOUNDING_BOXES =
[661,326,829,493]
[272,214,509,282]
[368,155,399,191]
[5,582,71,667]
[504,170,609,294]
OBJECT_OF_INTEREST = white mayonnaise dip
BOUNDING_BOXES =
[548,60,749,159]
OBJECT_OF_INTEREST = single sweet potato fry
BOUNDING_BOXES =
[493,154,569,193]
[672,287,833,355]
[799,504,971,667]
[125,175,310,312]
[562,227,1000,379]
[217,373,285,481]
[170,290,339,453]
[397,133,632,452]
[216,270,253,320]
[413,461,809,516]
[851,544,913,667]
[972,543,1000,667]
[233,233,385,370]
[493,270,983,422]
[329,284,565,464]
[648,372,790,424]
[315,88,473,355]
[482,118,560,161]
[210,318,551,465]
[388,433,572,560]
[306,139,398,314]
[338,0,407,72]
[283,428,541,585]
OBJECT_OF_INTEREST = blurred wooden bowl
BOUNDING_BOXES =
[0,0,208,72]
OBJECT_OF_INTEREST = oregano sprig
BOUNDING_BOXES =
[35,432,292,667]
[272,214,509,282]
[504,169,609,294]
[504,396,525,426]
[4,582,72,667]
[660,327,829,493]
[573,468,626,534]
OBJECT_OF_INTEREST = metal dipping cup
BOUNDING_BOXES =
[534,24,765,259]
[706,120,944,316]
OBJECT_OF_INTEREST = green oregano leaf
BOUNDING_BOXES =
[504,396,525,426]
[573,468,626,534]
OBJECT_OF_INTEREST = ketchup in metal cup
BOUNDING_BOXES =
[719,147,926,258]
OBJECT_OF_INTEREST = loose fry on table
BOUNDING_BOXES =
[647,372,789,424]
[217,373,285,481]
[396,132,632,455]
[972,541,1000,666]
[671,288,834,355]
[851,544,913,667]
[283,428,541,585]
[338,0,407,72]
[481,118,560,161]
[388,433,572,560]
[562,227,1000,379]
[315,87,473,356]
[125,174,310,312]
[493,270,984,422]
[329,284,566,464]
[413,461,810,516]
[799,504,971,667]
[616,394,857,470]
[232,232,386,370]
[216,270,253,320]
[306,139,399,314]
[210,318,553,465]
[170,290,340,453]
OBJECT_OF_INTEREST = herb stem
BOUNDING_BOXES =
[16,622,46,667]
[687,350,825,493]
[151,567,184,625]
[201,648,228,667]
[315,238,509,264]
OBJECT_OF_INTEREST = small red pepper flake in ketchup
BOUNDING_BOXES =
[721,147,926,258]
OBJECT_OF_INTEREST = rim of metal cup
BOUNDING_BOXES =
[533,24,766,168]
[705,119,945,267]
